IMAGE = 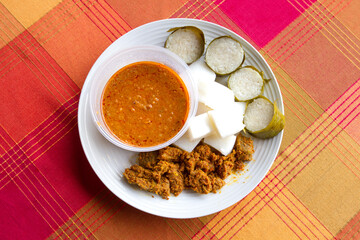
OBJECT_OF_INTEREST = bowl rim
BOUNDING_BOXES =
[88,45,199,152]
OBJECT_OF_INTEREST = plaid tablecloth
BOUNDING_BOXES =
[1,0,360,239]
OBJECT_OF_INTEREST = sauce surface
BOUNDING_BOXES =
[102,61,189,147]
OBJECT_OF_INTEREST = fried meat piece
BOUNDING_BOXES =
[158,146,184,162]
[194,144,213,159]
[138,151,159,169]
[124,134,254,199]
[123,165,170,199]
[185,169,212,194]
[195,160,215,173]
[234,134,254,162]
[166,167,184,196]
[217,160,235,180]
[182,152,198,172]
[222,150,245,171]
[208,173,225,193]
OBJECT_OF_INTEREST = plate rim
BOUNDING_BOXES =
[78,18,284,219]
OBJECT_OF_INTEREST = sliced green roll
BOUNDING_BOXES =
[205,36,245,75]
[165,26,205,64]
[244,96,285,139]
[228,66,268,101]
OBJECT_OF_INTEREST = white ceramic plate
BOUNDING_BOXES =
[78,19,284,219]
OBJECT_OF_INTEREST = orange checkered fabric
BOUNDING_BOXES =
[0,0,359,239]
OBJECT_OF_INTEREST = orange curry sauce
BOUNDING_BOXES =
[101,61,189,147]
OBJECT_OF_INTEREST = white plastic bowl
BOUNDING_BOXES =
[89,45,198,152]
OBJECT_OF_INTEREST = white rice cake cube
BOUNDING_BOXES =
[198,81,235,109]
[204,134,237,156]
[189,57,216,84]
[196,102,212,115]
[187,113,215,141]
[197,77,213,103]
[173,132,202,152]
[208,102,246,138]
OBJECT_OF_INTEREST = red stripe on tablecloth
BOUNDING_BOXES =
[258,176,326,239]
[0,1,132,237]
[0,95,78,188]
[0,15,124,238]
[185,0,222,20]
[0,103,99,239]
[262,194,304,240]
[0,168,63,239]
[92,0,130,37]
[82,199,121,238]
[169,218,212,240]
[72,0,118,42]
[239,174,331,240]
[0,126,14,156]
[272,79,360,180]
[102,0,132,30]
[273,79,360,174]
[274,77,360,181]
[0,3,24,54]
[91,204,125,234]
[0,9,80,99]
[2,32,76,104]
[270,0,346,61]
[294,0,358,59]
[71,0,113,42]
[170,0,199,18]
[180,0,224,20]
[170,0,209,19]
[273,75,360,180]
[54,189,110,240]
[284,107,360,184]
[336,210,360,240]
[0,113,79,189]
[54,192,111,240]
[0,123,84,239]
[0,144,31,187]
[73,0,132,39]
[273,66,360,169]
[265,0,338,54]
[32,166,97,240]
[91,3,123,37]
[276,0,355,66]
[63,192,113,239]
[77,0,122,37]
[64,190,126,239]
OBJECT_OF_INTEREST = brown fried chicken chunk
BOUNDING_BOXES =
[123,165,170,199]
[123,135,254,199]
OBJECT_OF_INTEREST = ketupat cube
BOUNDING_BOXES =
[196,102,212,115]
[204,134,237,156]
[198,81,235,109]
[173,131,202,152]
[187,112,215,141]
[208,102,246,138]
[189,57,216,84]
